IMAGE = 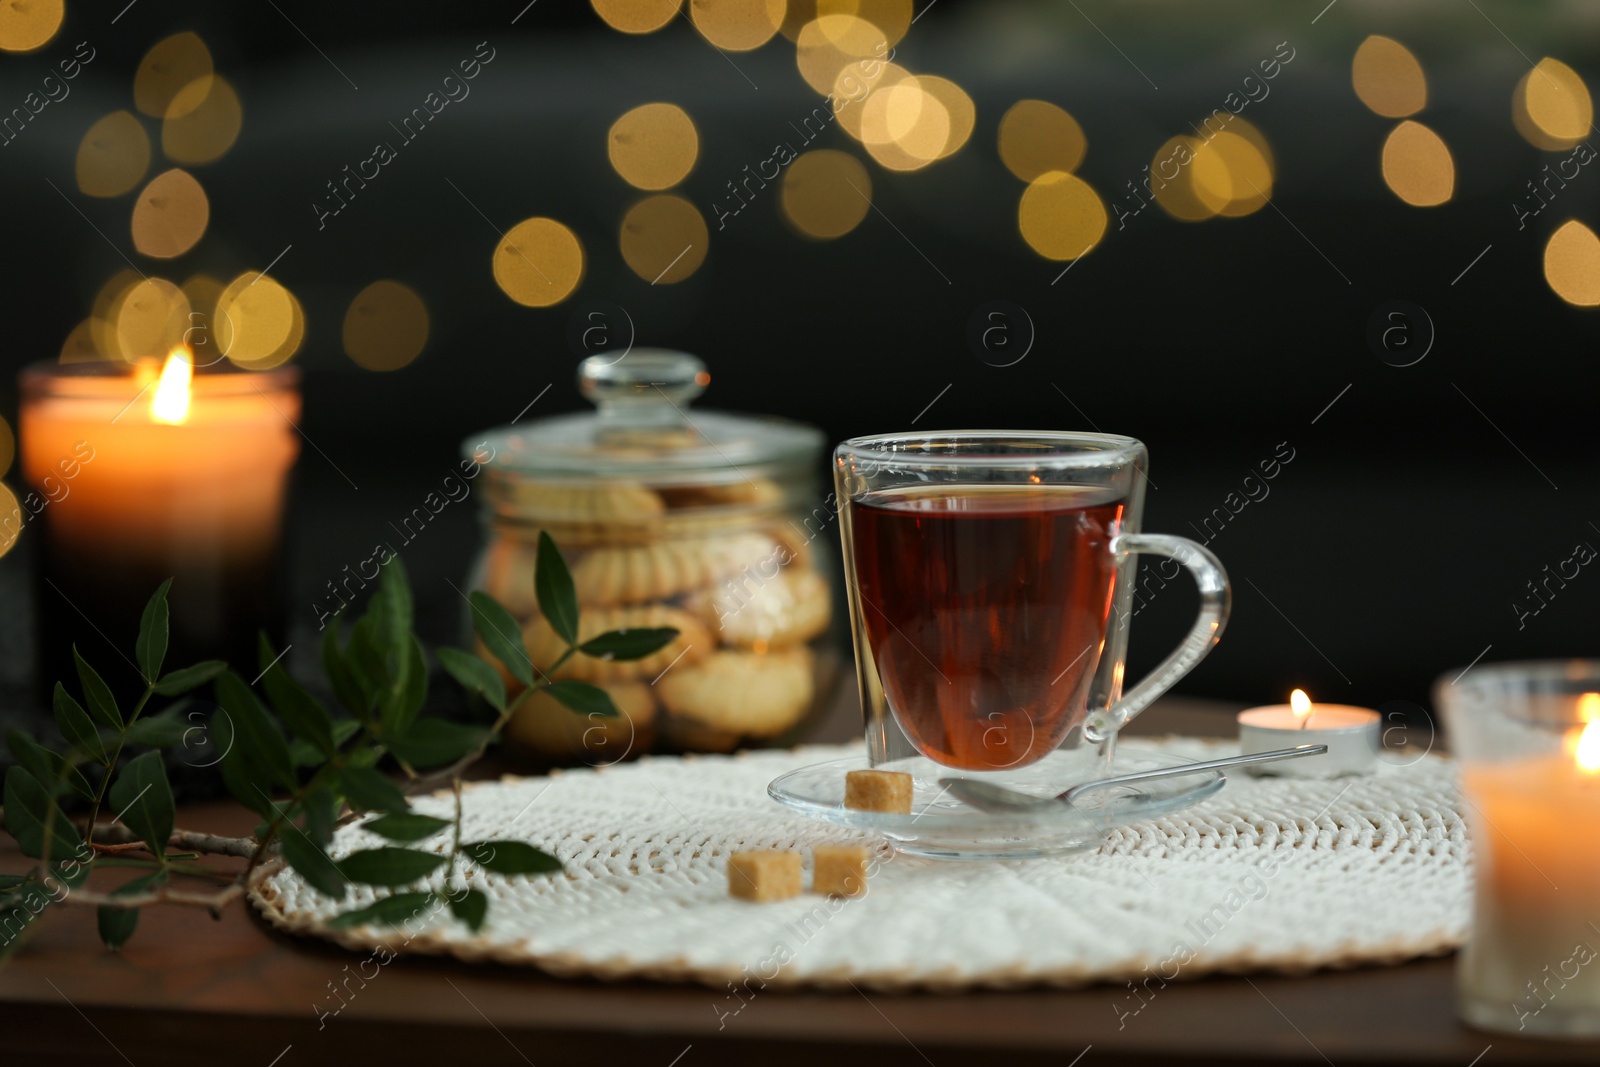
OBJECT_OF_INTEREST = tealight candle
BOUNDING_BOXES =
[1238,689,1380,778]
[1439,666,1600,1037]
[18,353,299,698]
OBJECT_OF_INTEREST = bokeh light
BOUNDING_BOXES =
[796,14,887,94]
[162,75,243,165]
[115,278,191,360]
[1381,119,1454,207]
[861,77,950,166]
[781,149,871,237]
[1351,35,1426,118]
[620,194,708,283]
[134,33,214,119]
[1018,171,1107,261]
[831,59,905,142]
[76,111,151,198]
[0,414,13,479]
[0,482,19,560]
[1190,124,1274,217]
[0,0,61,53]
[494,217,585,306]
[59,320,99,364]
[1514,58,1593,152]
[215,271,299,368]
[592,0,681,33]
[180,273,226,364]
[689,0,785,51]
[999,100,1087,182]
[89,270,142,358]
[131,168,210,258]
[609,103,699,190]
[1150,135,1216,222]
[825,0,910,45]
[918,76,975,160]
[1544,219,1600,306]
[343,280,430,371]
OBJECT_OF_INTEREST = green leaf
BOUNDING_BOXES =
[449,888,488,932]
[153,660,226,697]
[73,646,122,731]
[347,617,389,704]
[332,719,362,747]
[322,624,369,719]
[96,871,167,950]
[109,751,174,862]
[3,766,84,862]
[6,730,94,802]
[464,840,562,876]
[379,635,428,736]
[467,590,533,688]
[280,829,347,900]
[545,680,620,718]
[385,720,489,769]
[303,787,338,847]
[338,846,447,886]
[338,766,410,815]
[51,683,105,764]
[135,579,172,685]
[435,647,507,713]
[120,704,191,748]
[215,671,295,791]
[579,627,679,662]
[369,556,414,670]
[258,633,335,756]
[534,531,580,645]
[363,812,452,843]
[326,891,435,929]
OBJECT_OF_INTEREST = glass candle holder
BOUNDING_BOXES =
[18,360,300,701]
[1435,660,1600,1038]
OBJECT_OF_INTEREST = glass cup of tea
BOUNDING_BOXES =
[834,430,1230,773]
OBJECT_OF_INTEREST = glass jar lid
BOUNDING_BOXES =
[466,351,824,483]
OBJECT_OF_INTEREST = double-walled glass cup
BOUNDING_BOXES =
[834,431,1230,772]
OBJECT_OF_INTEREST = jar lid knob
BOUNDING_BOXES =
[578,350,708,433]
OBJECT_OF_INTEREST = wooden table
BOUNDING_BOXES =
[0,695,1591,1066]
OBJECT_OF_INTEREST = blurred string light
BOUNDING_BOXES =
[218,270,305,370]
[609,103,699,190]
[620,194,708,283]
[1351,35,1426,118]
[781,148,871,237]
[1147,116,1275,223]
[828,62,974,172]
[59,320,99,363]
[76,111,151,198]
[0,415,13,478]
[1018,171,1106,260]
[343,280,430,371]
[591,0,681,33]
[1544,219,1600,306]
[131,167,210,257]
[134,32,213,119]
[689,0,785,51]
[494,217,585,306]
[115,277,190,359]
[162,74,242,165]
[783,0,909,44]
[0,483,18,560]
[1514,58,1593,151]
[999,100,1086,181]
[0,0,62,53]
[1381,119,1454,207]
[796,14,886,93]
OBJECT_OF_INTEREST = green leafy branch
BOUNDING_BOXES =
[0,531,675,953]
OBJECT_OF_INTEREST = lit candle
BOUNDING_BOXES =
[1237,689,1380,777]
[1456,697,1600,1036]
[18,353,299,697]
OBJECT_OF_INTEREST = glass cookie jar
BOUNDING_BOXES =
[463,351,841,764]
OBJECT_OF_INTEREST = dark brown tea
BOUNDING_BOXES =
[851,483,1125,770]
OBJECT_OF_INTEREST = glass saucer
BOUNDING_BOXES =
[767,745,1227,860]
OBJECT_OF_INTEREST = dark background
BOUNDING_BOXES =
[0,0,1596,724]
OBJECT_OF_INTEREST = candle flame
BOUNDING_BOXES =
[1290,688,1312,727]
[151,347,193,425]
[1577,720,1600,774]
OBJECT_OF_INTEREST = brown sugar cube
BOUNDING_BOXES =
[812,845,870,897]
[844,769,913,814]
[727,851,802,902]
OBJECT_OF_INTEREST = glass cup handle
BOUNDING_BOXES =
[1082,534,1232,745]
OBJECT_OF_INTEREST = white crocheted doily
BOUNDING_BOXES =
[250,738,1470,991]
